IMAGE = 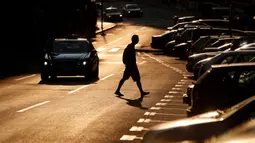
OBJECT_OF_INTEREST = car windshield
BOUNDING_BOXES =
[211,39,233,47]
[106,8,118,13]
[53,41,91,53]
[127,5,138,9]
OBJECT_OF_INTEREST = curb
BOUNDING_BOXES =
[95,23,117,34]
[136,48,163,53]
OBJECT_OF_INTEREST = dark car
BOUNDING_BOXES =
[205,119,255,143]
[165,27,244,58]
[196,51,255,79]
[187,63,255,116]
[142,96,255,143]
[122,4,143,17]
[41,37,99,80]
[103,6,123,22]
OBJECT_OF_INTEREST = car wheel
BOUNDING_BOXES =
[86,64,99,79]
[41,73,49,81]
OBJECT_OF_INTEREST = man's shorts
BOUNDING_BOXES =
[122,66,141,82]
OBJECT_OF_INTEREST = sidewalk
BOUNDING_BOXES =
[95,21,117,34]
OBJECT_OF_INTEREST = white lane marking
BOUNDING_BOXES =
[137,52,141,55]
[129,126,149,131]
[17,101,50,112]
[106,33,114,36]
[116,28,122,31]
[15,74,36,81]
[161,99,171,102]
[138,61,147,65]
[156,103,167,106]
[96,47,107,52]
[172,88,181,90]
[169,91,179,94]
[175,85,183,87]
[109,48,120,52]
[165,95,174,98]
[68,85,89,94]
[120,135,142,141]
[150,107,161,110]
[100,62,122,64]
[92,42,97,44]
[141,56,146,59]
[100,74,114,80]
[141,27,146,30]
[138,118,166,123]
[144,112,186,117]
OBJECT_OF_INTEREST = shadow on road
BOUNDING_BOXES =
[38,77,99,85]
[117,96,148,110]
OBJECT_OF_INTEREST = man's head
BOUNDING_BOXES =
[131,35,139,45]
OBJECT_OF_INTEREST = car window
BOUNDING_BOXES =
[238,70,255,86]
[126,5,138,9]
[211,39,233,47]
[220,56,235,64]
[235,55,255,63]
[105,9,118,13]
[54,41,91,53]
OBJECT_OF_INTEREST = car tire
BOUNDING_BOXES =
[86,64,99,79]
[41,73,49,81]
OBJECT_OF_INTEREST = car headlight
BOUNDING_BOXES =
[82,61,87,66]
[120,14,122,17]
[44,61,48,66]
[128,11,130,13]
[108,15,111,18]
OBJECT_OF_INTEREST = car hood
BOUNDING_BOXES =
[51,53,90,61]
[107,12,122,16]
[190,52,219,59]
[128,8,141,11]
[143,111,221,143]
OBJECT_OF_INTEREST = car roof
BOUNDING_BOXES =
[212,7,230,10]
[125,4,138,6]
[179,16,195,20]
[194,19,229,22]
[54,38,88,42]
[106,6,117,10]
[221,50,255,55]
[212,62,255,69]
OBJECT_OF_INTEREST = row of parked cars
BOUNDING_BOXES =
[142,11,255,142]
[102,4,143,22]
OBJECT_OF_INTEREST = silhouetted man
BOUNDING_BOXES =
[115,35,149,98]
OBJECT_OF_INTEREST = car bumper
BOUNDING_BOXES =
[41,63,94,76]
[186,63,194,72]
[183,94,190,104]
[127,11,143,17]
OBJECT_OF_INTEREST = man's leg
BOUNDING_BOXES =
[136,79,150,97]
[115,78,126,96]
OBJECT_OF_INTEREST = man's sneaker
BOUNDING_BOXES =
[115,91,124,97]
[141,91,150,97]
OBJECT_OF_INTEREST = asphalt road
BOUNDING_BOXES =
[0,2,194,143]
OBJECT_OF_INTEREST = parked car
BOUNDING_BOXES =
[186,37,255,72]
[165,27,244,58]
[189,35,236,56]
[196,51,255,79]
[122,4,143,17]
[142,96,255,143]
[41,36,99,81]
[187,63,255,116]
[103,6,123,22]
[172,15,198,24]
[205,119,255,143]
[186,43,232,73]
[167,19,231,30]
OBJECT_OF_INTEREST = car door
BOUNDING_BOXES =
[234,54,255,63]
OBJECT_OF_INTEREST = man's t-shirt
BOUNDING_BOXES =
[123,44,136,67]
